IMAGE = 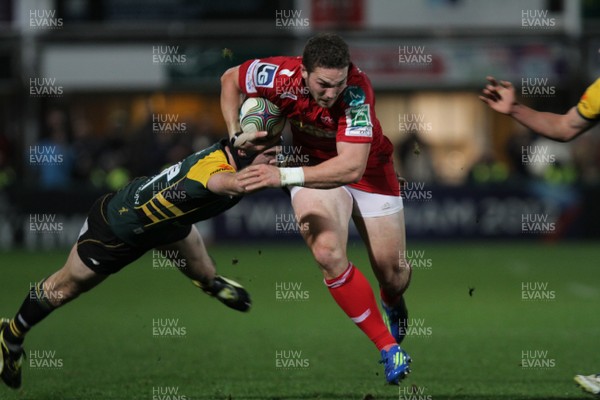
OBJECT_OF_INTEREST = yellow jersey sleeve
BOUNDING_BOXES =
[576,78,600,121]
[186,149,235,187]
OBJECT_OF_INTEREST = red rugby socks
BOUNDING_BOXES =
[325,263,396,351]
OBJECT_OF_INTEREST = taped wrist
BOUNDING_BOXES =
[279,167,305,186]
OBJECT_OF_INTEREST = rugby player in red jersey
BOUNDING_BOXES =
[220,33,412,384]
[0,139,277,389]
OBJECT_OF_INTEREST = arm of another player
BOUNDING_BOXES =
[479,76,594,142]
[236,141,370,191]
[206,172,246,196]
[207,147,279,196]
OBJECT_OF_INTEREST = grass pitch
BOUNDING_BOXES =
[0,240,598,399]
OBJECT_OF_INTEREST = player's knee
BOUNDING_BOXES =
[311,243,346,275]
[378,258,412,292]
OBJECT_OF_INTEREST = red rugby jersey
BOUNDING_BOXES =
[238,56,399,195]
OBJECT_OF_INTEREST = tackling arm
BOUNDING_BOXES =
[206,172,247,197]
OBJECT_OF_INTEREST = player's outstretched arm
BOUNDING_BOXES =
[237,141,370,191]
[480,75,592,142]
[207,147,278,196]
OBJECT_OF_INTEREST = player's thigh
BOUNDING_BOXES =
[290,186,353,271]
[353,207,409,286]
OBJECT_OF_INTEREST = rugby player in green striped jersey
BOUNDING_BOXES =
[0,137,277,389]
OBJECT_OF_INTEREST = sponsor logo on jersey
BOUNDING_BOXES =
[254,62,279,88]
[280,92,297,100]
[320,115,334,125]
[210,164,235,176]
[343,86,366,107]
[344,104,372,137]
[279,69,295,77]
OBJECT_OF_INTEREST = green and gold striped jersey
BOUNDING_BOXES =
[106,140,240,247]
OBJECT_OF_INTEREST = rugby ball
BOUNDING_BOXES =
[239,97,286,137]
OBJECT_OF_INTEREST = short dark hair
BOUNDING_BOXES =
[302,33,350,73]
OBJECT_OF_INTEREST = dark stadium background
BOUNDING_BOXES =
[0,1,599,399]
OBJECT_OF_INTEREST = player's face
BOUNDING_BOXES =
[302,66,348,108]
